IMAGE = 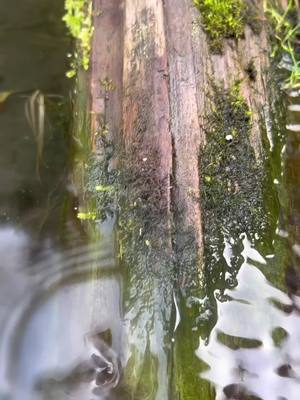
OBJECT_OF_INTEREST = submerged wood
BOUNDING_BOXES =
[81,0,288,398]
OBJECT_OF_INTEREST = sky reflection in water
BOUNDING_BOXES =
[198,234,300,400]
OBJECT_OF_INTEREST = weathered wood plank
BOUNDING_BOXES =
[164,0,204,289]
[85,1,290,398]
[90,0,123,147]
[121,1,173,398]
[123,0,172,191]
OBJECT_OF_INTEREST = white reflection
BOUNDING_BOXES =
[0,226,121,400]
[197,235,300,400]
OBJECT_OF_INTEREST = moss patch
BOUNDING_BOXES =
[85,131,173,279]
[193,0,246,52]
[193,0,263,52]
[63,0,93,75]
[199,83,266,286]
[85,129,118,222]
[117,141,172,276]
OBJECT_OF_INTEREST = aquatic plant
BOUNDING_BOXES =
[266,0,300,89]
[25,90,45,180]
[193,0,246,51]
[63,0,93,76]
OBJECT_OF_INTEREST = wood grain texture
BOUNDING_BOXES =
[164,0,204,289]
[86,1,288,396]
[89,0,288,283]
[123,0,172,190]
[90,0,123,149]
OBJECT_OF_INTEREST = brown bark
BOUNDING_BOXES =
[86,0,286,398]
[164,0,204,287]
[122,0,172,230]
[89,0,288,278]
[90,0,123,148]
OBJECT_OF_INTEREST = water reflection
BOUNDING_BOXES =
[0,227,121,400]
[197,235,300,400]
[0,1,124,399]
[3,0,300,399]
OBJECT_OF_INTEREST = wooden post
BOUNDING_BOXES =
[84,0,288,398]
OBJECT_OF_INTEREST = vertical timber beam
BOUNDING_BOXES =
[121,1,173,399]
[164,0,204,289]
[90,0,124,146]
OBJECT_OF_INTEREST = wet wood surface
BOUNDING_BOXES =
[87,0,286,397]
[89,0,284,283]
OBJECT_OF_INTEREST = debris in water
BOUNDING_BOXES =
[25,90,45,180]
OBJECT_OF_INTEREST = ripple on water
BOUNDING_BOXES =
[0,228,122,400]
[197,235,300,400]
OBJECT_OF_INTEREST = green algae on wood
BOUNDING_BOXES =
[200,83,265,234]
[199,83,267,288]
[63,0,93,75]
[85,134,118,223]
[172,293,215,400]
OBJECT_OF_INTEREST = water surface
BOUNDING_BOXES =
[1,1,300,400]
[0,2,122,399]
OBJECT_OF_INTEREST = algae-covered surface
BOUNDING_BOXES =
[200,83,266,292]
[72,3,300,398]
[63,0,93,75]
[193,0,246,51]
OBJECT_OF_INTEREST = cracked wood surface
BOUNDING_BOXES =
[87,0,286,398]
[122,0,172,220]
[90,0,287,278]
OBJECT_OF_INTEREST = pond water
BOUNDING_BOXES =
[0,1,121,399]
[1,1,300,400]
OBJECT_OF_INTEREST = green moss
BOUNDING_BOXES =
[193,0,264,52]
[63,0,93,75]
[193,0,246,52]
[85,131,118,222]
[117,142,172,273]
[85,132,171,273]
[199,82,266,291]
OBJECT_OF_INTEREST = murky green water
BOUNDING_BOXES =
[0,2,121,400]
[1,1,300,400]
